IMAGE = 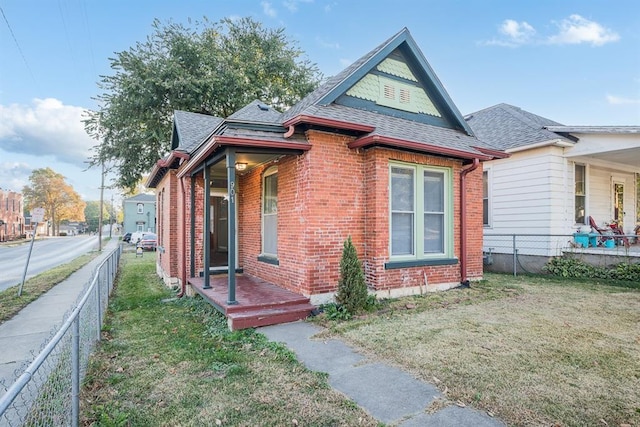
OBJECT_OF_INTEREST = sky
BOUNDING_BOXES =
[1,0,639,203]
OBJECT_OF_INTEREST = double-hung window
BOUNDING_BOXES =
[262,166,278,257]
[390,163,452,262]
[137,203,144,214]
[574,164,586,224]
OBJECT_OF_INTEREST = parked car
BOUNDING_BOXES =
[122,232,131,243]
[130,231,150,245]
[138,233,157,251]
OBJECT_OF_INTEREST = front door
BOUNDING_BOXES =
[210,195,228,267]
[613,182,624,226]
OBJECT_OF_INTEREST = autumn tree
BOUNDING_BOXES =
[85,17,322,190]
[23,168,86,236]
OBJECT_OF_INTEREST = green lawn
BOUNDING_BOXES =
[317,273,640,426]
[81,253,377,426]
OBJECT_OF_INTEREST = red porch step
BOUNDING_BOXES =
[228,302,315,330]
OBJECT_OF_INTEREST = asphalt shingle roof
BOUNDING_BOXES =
[124,194,155,202]
[173,110,224,153]
[465,104,572,150]
[227,100,282,124]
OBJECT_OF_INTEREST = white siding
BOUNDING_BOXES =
[484,146,568,256]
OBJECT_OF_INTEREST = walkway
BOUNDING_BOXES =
[0,238,119,393]
[260,322,505,426]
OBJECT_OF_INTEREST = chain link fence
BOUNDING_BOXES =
[483,233,640,276]
[0,245,121,427]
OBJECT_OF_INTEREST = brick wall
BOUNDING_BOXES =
[0,189,24,241]
[237,130,485,296]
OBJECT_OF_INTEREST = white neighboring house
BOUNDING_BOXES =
[466,104,640,260]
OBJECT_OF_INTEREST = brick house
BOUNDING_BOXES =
[147,28,507,329]
[0,189,24,242]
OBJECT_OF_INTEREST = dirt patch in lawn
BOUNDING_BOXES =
[327,275,640,426]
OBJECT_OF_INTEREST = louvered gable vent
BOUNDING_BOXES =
[346,56,441,117]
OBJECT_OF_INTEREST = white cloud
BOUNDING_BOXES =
[282,0,313,13]
[0,98,96,167]
[261,1,277,17]
[606,94,640,105]
[548,15,619,46]
[483,14,619,48]
[316,36,340,49]
[0,161,31,193]
[500,19,536,42]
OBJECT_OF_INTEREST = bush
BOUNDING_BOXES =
[335,236,368,315]
[545,257,640,283]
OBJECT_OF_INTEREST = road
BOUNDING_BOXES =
[0,236,101,292]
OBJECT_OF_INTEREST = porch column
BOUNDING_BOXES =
[203,167,211,289]
[226,149,238,305]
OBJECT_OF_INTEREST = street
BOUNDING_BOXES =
[0,235,101,292]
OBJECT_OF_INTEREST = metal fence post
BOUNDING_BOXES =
[512,234,517,276]
[72,316,80,427]
[96,271,102,340]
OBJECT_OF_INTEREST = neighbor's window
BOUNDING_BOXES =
[390,163,452,258]
[262,166,278,257]
[482,170,490,227]
[574,164,586,224]
[636,173,640,224]
[137,203,144,214]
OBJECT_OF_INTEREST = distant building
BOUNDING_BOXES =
[0,189,24,241]
[123,193,156,235]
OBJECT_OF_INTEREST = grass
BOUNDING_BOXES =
[80,253,378,426]
[317,273,640,426]
[0,251,100,324]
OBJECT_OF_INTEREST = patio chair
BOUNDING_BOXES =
[588,216,629,248]
[609,222,630,248]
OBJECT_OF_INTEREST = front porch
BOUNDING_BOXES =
[188,274,316,330]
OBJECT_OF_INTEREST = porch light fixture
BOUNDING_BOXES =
[235,162,248,171]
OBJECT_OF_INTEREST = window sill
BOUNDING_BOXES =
[385,258,458,269]
[258,255,279,266]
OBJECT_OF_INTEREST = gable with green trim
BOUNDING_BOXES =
[336,48,462,129]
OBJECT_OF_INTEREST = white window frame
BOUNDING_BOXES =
[262,166,278,258]
[137,203,144,214]
[483,169,491,227]
[389,162,453,260]
[574,163,587,225]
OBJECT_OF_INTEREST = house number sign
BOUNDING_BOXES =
[229,181,235,203]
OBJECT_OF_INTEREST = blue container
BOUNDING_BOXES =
[604,239,615,248]
[588,233,598,247]
[573,233,589,248]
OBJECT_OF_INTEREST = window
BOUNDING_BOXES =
[262,166,278,257]
[482,170,490,226]
[137,203,144,214]
[574,164,586,224]
[390,163,452,259]
[136,224,143,232]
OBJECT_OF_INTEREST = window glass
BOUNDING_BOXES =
[574,164,586,224]
[424,171,444,253]
[482,171,489,226]
[137,203,144,214]
[391,167,415,256]
[262,167,278,256]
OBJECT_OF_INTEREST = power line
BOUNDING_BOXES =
[0,5,39,91]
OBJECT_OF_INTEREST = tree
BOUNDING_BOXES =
[335,236,368,315]
[85,17,322,190]
[84,201,110,233]
[23,168,86,236]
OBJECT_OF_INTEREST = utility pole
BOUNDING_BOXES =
[98,162,104,251]
[109,194,113,239]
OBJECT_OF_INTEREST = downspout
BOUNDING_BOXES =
[460,158,480,286]
[176,176,188,297]
[283,125,295,138]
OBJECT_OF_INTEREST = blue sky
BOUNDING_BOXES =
[1,0,638,201]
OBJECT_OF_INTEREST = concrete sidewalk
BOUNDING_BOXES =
[0,238,119,392]
[260,322,505,427]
